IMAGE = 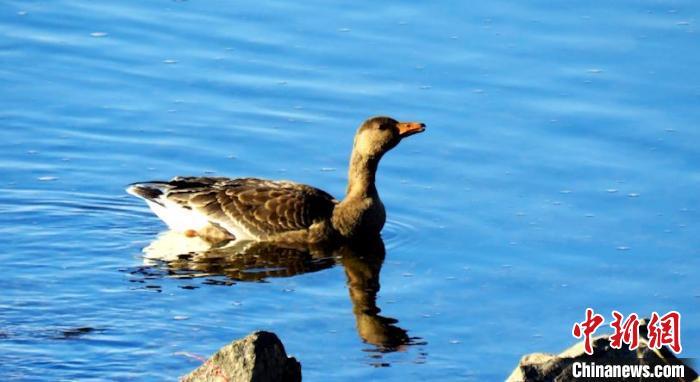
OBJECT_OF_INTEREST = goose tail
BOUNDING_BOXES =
[126,182,171,206]
[127,181,211,232]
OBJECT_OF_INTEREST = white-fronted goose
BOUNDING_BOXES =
[127,116,425,243]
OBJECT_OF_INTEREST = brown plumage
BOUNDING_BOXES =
[127,116,425,243]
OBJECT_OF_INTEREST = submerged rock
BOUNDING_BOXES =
[507,322,699,382]
[181,331,301,382]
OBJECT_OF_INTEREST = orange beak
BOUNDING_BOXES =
[396,121,426,138]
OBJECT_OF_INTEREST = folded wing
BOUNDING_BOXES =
[162,177,337,240]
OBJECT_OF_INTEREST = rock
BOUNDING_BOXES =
[507,323,699,382]
[181,331,301,382]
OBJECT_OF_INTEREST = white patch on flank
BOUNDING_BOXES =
[127,185,208,232]
[128,185,256,240]
[145,199,210,232]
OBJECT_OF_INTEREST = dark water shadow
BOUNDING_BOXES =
[126,232,423,352]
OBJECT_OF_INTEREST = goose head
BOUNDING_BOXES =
[334,116,425,238]
[352,116,426,159]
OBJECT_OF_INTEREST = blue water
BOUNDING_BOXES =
[1,0,699,380]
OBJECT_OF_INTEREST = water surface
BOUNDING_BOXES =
[1,0,699,380]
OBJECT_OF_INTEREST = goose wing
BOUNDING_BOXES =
[160,177,337,239]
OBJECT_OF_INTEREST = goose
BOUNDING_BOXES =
[127,116,425,244]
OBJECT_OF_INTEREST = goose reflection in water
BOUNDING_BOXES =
[138,231,418,351]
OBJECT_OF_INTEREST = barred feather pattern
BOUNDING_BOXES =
[158,177,337,240]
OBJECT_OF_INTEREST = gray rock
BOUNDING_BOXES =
[181,331,301,382]
[507,324,699,382]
